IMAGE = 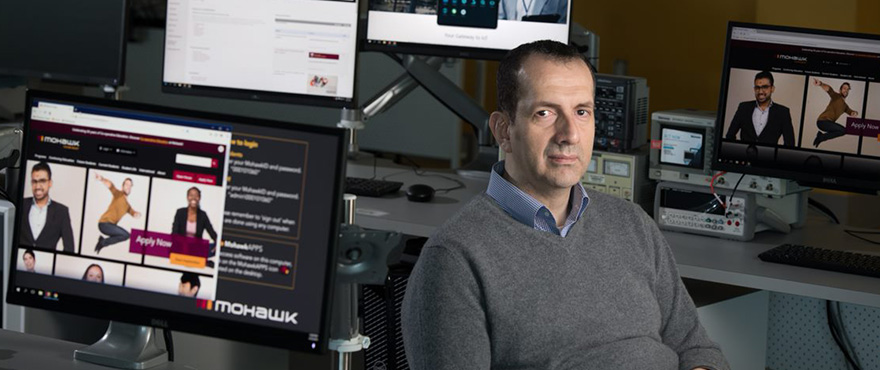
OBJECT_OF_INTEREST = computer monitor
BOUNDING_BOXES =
[0,0,128,87]
[364,0,572,59]
[714,22,880,194]
[162,0,360,108]
[6,90,346,354]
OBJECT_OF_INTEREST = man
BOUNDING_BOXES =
[178,272,201,298]
[94,173,141,253]
[402,41,728,370]
[20,162,75,252]
[725,71,795,146]
[498,0,568,23]
[812,78,858,147]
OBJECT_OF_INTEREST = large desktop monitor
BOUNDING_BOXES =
[162,0,360,108]
[6,90,346,354]
[714,22,880,193]
[364,0,572,59]
[0,0,128,87]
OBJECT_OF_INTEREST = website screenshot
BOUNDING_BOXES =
[164,0,358,99]
[718,26,880,175]
[366,0,569,51]
[22,100,231,301]
[16,98,343,342]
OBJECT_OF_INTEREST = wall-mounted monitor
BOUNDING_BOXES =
[364,0,571,59]
[162,0,360,108]
[0,0,128,87]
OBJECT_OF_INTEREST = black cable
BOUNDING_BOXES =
[729,174,745,198]
[834,301,863,369]
[808,198,841,225]
[0,186,10,202]
[723,174,746,208]
[826,300,861,370]
[392,155,466,193]
[843,230,880,246]
[164,329,174,362]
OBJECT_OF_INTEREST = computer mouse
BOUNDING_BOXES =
[406,184,435,203]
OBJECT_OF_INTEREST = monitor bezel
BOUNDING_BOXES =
[712,21,880,194]
[160,0,361,109]
[6,89,347,353]
[0,0,129,87]
[361,2,574,61]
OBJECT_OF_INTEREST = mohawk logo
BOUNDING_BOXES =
[198,299,298,325]
[40,135,81,149]
[776,54,807,62]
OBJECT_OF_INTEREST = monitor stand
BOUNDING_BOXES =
[74,321,167,369]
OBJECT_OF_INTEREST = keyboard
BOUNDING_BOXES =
[345,177,403,197]
[758,243,880,279]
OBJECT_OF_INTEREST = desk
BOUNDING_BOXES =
[347,159,880,309]
[0,329,190,370]
[667,220,880,308]
[346,159,488,237]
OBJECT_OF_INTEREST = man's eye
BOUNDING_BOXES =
[577,109,591,116]
[536,110,551,117]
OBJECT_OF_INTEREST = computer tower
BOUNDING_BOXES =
[362,270,411,370]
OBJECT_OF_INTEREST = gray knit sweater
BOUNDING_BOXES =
[402,191,729,370]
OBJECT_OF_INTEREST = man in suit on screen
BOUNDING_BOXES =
[725,70,795,146]
[20,162,75,252]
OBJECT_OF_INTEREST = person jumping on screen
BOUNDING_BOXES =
[812,78,858,147]
[94,173,141,254]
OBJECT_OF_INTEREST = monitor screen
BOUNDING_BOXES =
[364,0,571,59]
[0,0,128,87]
[660,126,705,169]
[162,0,359,108]
[714,22,880,193]
[7,90,346,353]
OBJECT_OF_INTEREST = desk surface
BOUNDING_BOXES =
[347,158,489,237]
[348,159,880,309]
[0,329,189,370]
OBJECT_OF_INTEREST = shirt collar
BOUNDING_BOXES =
[754,99,773,111]
[486,161,589,236]
[32,197,51,209]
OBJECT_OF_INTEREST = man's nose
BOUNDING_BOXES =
[554,114,580,145]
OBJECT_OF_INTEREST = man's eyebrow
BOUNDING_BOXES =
[530,101,562,109]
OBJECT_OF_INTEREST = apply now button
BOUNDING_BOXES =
[173,170,217,185]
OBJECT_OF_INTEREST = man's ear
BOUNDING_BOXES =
[489,111,512,153]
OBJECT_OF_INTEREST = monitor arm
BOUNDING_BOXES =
[338,54,493,171]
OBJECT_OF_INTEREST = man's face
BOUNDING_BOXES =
[31,170,51,201]
[498,56,595,196]
[840,84,850,98]
[754,77,774,104]
[122,179,133,195]
[187,189,201,208]
[178,282,199,297]
[23,253,35,271]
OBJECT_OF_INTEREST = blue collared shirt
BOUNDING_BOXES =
[486,161,590,237]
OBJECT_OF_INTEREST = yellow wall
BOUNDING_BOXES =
[574,0,757,113]
[757,0,858,32]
